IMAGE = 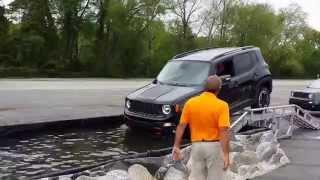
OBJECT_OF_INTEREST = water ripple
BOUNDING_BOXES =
[0,125,174,179]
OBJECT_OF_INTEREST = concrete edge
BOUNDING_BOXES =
[0,115,125,137]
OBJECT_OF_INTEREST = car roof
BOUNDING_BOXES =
[173,46,257,62]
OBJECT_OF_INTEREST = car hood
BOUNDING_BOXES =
[127,83,203,104]
[294,88,320,93]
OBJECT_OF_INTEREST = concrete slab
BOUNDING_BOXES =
[255,129,320,180]
[0,79,150,127]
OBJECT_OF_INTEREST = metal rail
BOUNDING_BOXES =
[231,105,320,139]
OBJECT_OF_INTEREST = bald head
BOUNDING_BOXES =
[205,75,222,94]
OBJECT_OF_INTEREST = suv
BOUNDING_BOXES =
[124,46,272,132]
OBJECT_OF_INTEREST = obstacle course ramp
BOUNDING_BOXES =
[231,105,320,139]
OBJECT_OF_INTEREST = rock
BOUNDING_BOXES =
[163,147,191,166]
[155,166,168,180]
[105,161,129,172]
[58,175,73,180]
[238,165,259,177]
[128,164,154,180]
[76,176,96,180]
[256,142,278,162]
[238,165,250,176]
[229,152,240,173]
[230,151,258,173]
[164,167,187,180]
[270,152,284,164]
[235,135,259,151]
[280,156,290,165]
[236,151,259,165]
[248,166,260,177]
[259,132,276,144]
[98,170,129,180]
[71,172,90,180]
[230,142,244,153]
[125,157,162,174]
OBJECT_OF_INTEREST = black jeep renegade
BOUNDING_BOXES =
[124,46,272,132]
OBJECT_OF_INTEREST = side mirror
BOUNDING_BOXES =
[220,75,231,83]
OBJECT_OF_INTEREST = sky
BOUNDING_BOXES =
[1,0,319,31]
[253,0,320,31]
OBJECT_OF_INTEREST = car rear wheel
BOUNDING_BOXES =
[252,87,270,109]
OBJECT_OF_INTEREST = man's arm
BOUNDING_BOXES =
[218,102,231,170]
[172,101,190,161]
[172,123,187,161]
[219,127,230,170]
[174,123,187,149]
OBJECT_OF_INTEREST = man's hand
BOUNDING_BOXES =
[172,147,182,161]
[223,153,230,171]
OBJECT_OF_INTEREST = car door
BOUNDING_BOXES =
[214,57,241,105]
[232,52,255,104]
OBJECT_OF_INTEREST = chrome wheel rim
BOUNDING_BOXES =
[258,90,270,107]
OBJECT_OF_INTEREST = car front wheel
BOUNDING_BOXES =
[252,87,270,109]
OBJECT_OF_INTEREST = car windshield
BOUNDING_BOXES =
[309,80,320,89]
[157,61,210,86]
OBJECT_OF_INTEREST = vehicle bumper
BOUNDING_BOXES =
[289,98,320,112]
[124,111,179,134]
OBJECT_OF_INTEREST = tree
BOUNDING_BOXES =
[230,3,282,51]
[199,0,240,46]
[279,3,308,47]
[166,0,201,51]
[0,0,319,78]
[56,0,93,71]
[8,0,59,68]
[0,6,10,64]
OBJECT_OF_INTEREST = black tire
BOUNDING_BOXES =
[251,87,271,109]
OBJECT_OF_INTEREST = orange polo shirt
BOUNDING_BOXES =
[180,92,230,142]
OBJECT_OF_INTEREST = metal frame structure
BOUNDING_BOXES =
[231,105,320,139]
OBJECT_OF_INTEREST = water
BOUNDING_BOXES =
[0,124,175,179]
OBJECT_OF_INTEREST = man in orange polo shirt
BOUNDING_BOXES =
[172,75,230,180]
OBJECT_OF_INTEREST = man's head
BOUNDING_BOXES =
[205,75,222,95]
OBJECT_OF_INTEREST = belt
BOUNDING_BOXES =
[192,139,219,143]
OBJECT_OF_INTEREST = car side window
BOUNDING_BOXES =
[233,53,253,75]
[215,57,235,77]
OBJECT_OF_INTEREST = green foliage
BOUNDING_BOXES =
[230,4,282,50]
[0,0,319,78]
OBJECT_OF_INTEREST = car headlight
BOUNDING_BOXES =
[126,99,131,109]
[291,92,294,97]
[162,105,172,115]
[308,94,313,99]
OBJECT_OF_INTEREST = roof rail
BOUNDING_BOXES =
[241,46,254,50]
[212,46,255,60]
[173,47,213,59]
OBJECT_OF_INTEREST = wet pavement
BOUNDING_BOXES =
[0,79,314,179]
[0,79,150,127]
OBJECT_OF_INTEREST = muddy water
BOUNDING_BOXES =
[0,125,175,179]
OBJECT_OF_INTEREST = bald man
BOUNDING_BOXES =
[172,75,230,180]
